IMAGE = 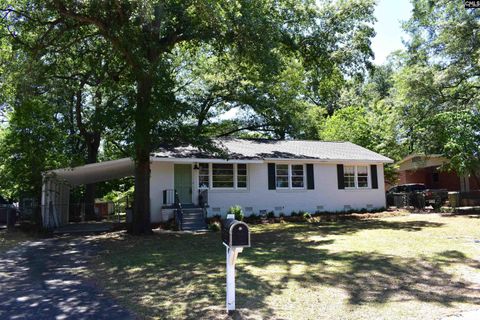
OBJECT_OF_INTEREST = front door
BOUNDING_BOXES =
[174,164,192,204]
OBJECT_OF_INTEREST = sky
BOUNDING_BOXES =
[371,0,413,65]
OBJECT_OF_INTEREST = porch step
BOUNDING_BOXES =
[182,224,208,231]
[182,210,203,217]
[182,221,207,230]
[180,208,207,231]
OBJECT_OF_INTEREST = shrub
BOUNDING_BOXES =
[209,221,221,232]
[208,215,222,223]
[291,211,298,217]
[267,211,275,219]
[227,205,244,221]
[279,212,285,218]
[302,212,312,220]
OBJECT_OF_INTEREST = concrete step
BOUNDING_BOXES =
[182,212,204,217]
[182,208,204,213]
[182,213,204,218]
[183,217,204,221]
[182,220,206,225]
[182,223,207,231]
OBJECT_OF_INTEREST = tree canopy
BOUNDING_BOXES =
[1,0,478,231]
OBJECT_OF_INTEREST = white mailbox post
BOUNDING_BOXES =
[222,214,250,315]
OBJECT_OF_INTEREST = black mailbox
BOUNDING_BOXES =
[222,219,250,248]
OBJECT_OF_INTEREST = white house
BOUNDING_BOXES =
[41,139,393,229]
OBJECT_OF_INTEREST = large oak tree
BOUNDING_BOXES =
[1,0,376,233]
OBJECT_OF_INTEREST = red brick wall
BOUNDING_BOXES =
[398,167,480,191]
[469,176,480,190]
[398,167,461,191]
[399,169,428,185]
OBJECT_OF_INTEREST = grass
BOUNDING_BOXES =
[88,214,480,320]
[0,228,33,253]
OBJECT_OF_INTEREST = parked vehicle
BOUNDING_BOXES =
[386,183,448,209]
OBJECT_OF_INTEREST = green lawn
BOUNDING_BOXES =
[89,214,480,320]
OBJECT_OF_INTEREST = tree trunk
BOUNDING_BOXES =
[130,75,153,234]
[84,133,100,220]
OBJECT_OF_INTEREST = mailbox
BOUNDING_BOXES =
[222,219,250,248]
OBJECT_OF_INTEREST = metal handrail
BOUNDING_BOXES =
[174,190,183,230]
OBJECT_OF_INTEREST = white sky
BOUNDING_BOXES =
[371,0,413,64]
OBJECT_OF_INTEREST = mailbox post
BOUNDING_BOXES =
[222,214,250,315]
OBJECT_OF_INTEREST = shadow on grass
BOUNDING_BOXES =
[90,218,480,319]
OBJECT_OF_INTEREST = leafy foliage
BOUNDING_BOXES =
[227,205,244,221]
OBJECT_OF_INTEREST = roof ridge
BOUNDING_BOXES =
[215,137,349,143]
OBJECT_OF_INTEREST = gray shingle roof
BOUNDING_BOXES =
[152,138,393,163]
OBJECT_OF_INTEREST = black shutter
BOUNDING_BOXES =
[337,164,345,189]
[268,163,276,190]
[163,190,167,204]
[306,164,314,190]
[371,164,378,189]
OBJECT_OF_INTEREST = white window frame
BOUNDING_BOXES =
[275,164,306,190]
[275,164,290,189]
[344,165,370,189]
[201,163,248,190]
[356,165,369,189]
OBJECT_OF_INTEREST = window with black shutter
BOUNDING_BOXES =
[268,163,276,190]
[337,164,345,189]
[371,164,378,189]
[306,164,314,189]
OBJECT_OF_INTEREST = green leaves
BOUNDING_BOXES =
[395,0,480,177]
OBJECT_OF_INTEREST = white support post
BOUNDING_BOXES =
[226,245,235,314]
[224,244,243,315]
[41,176,47,227]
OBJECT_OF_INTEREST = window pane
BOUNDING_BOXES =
[291,165,304,188]
[199,176,209,189]
[237,164,247,188]
[291,165,304,175]
[276,176,289,188]
[344,166,355,174]
[212,164,234,188]
[199,163,209,189]
[199,163,209,174]
[276,164,288,176]
[357,166,368,188]
[237,176,247,188]
[344,166,355,188]
[292,176,304,188]
[237,164,247,174]
[276,164,289,188]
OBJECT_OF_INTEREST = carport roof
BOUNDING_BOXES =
[45,158,134,186]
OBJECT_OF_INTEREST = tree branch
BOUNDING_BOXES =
[52,0,139,69]
[216,124,274,137]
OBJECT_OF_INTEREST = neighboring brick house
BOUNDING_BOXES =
[397,154,479,191]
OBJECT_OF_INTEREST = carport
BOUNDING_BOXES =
[41,158,135,229]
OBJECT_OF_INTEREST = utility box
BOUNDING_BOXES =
[222,219,250,248]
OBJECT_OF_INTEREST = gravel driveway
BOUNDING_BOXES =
[0,235,134,320]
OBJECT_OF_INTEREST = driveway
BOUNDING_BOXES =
[0,235,134,320]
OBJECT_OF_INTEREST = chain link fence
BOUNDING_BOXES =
[16,200,129,225]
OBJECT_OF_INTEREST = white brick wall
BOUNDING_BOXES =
[149,161,387,222]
